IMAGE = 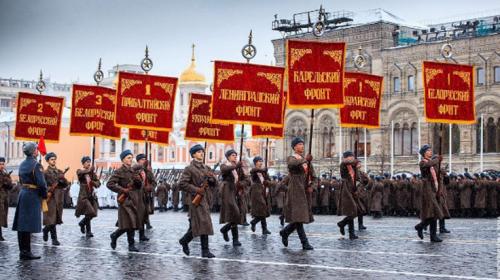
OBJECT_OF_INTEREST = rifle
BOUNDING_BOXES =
[192,162,220,207]
[47,167,70,202]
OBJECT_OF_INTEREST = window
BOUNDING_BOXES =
[393,77,400,93]
[209,151,213,160]
[110,140,116,153]
[158,148,164,161]
[393,124,402,155]
[477,68,485,85]
[133,143,139,154]
[0,99,10,108]
[121,138,126,151]
[171,151,175,159]
[407,75,415,92]
[410,123,418,154]
[495,67,500,83]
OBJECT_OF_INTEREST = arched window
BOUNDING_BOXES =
[486,117,497,153]
[402,123,411,155]
[394,123,402,155]
[410,122,418,154]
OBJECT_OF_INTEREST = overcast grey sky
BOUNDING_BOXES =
[1,0,499,84]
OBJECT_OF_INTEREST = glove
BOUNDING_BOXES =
[305,154,313,162]
[122,187,131,194]
[306,186,313,193]
[235,161,243,169]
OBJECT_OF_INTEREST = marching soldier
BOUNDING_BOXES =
[274,176,287,226]
[249,156,273,235]
[12,142,47,260]
[319,174,331,215]
[107,150,143,252]
[172,179,180,211]
[178,144,217,258]
[42,152,69,246]
[155,180,169,212]
[136,153,155,240]
[414,145,444,242]
[336,151,368,240]
[370,176,384,218]
[279,137,315,250]
[219,149,250,247]
[75,156,100,238]
[0,157,13,241]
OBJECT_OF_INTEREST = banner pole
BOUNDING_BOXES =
[390,120,394,177]
[449,123,452,173]
[364,128,367,173]
[480,114,484,172]
[264,137,269,169]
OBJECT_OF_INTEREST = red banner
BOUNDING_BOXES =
[252,125,284,139]
[287,40,346,109]
[15,92,64,142]
[186,93,234,143]
[340,72,383,129]
[70,84,121,139]
[211,61,285,127]
[129,128,169,146]
[115,71,177,131]
[423,61,475,124]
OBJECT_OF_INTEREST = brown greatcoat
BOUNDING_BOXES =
[319,179,331,207]
[419,158,444,221]
[446,179,458,210]
[179,160,216,236]
[43,166,69,225]
[370,180,384,212]
[474,180,487,209]
[249,168,274,218]
[459,179,473,209]
[411,178,422,211]
[106,164,144,230]
[486,180,497,211]
[143,167,157,215]
[172,182,180,208]
[0,170,13,227]
[155,183,169,207]
[337,159,368,218]
[75,168,101,218]
[382,179,391,209]
[284,155,316,224]
[219,163,250,224]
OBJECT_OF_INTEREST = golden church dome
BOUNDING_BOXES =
[179,44,206,85]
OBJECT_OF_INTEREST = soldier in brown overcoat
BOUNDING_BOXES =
[0,157,13,241]
[172,180,180,211]
[336,151,369,240]
[135,154,156,241]
[414,145,444,242]
[279,137,315,250]
[319,174,331,215]
[370,176,384,218]
[473,173,487,217]
[219,149,250,247]
[155,180,169,212]
[75,156,101,238]
[249,156,274,235]
[42,152,69,246]
[274,176,287,226]
[107,150,144,252]
[459,173,474,217]
[178,144,217,258]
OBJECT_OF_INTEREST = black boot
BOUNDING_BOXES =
[430,220,442,242]
[110,229,124,250]
[85,219,94,238]
[78,218,86,234]
[50,225,60,246]
[19,232,40,260]
[279,215,285,227]
[231,226,241,247]
[220,223,231,242]
[139,229,150,241]
[279,223,295,247]
[42,226,49,242]
[261,219,271,235]
[348,220,358,240]
[415,222,424,240]
[439,219,450,233]
[179,230,193,256]
[146,221,153,230]
[337,217,349,236]
[200,235,215,258]
[127,230,139,252]
[250,218,258,233]
[0,227,4,241]
[358,215,367,230]
[297,223,313,250]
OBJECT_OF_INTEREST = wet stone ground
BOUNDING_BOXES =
[0,208,498,280]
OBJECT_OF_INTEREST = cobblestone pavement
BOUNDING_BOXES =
[0,208,498,280]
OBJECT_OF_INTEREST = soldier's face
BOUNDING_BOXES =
[294,143,304,154]
[83,161,91,169]
[345,155,354,161]
[123,155,133,166]
[48,158,56,166]
[255,160,263,169]
[193,150,204,161]
[0,162,4,171]
[228,153,237,163]
[137,158,146,165]
[424,149,433,159]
